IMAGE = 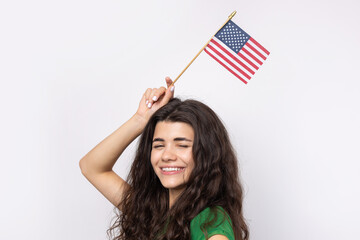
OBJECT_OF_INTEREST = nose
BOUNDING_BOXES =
[161,146,177,161]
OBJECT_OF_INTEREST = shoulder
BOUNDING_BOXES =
[190,206,234,240]
[191,206,231,224]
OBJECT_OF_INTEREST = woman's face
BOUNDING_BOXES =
[151,121,195,192]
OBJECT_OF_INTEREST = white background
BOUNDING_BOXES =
[1,0,359,239]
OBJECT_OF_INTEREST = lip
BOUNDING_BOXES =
[160,167,185,175]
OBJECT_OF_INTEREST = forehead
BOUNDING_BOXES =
[153,121,194,139]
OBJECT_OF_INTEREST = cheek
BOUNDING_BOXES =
[189,152,196,171]
[150,151,160,166]
[183,152,195,168]
[188,159,195,172]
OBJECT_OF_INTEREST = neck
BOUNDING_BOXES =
[169,188,185,208]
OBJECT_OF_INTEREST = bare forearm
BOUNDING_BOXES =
[79,114,147,174]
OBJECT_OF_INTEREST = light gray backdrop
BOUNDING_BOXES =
[1,0,359,239]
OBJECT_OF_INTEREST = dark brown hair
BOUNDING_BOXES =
[107,98,249,240]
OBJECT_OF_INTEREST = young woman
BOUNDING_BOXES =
[80,77,249,240]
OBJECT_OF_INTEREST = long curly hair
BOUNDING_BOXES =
[107,98,249,240]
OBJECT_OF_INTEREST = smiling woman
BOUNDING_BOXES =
[151,121,195,206]
[79,77,249,240]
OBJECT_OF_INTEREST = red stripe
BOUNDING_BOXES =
[210,39,255,75]
[204,48,248,84]
[237,52,259,70]
[246,42,266,60]
[207,44,251,80]
[249,38,270,55]
[242,48,263,65]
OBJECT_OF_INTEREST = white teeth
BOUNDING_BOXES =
[162,167,182,172]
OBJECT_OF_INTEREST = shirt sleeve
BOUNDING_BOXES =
[190,206,235,240]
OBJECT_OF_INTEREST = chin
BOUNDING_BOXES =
[160,181,186,190]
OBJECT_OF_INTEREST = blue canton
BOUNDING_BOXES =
[215,20,251,54]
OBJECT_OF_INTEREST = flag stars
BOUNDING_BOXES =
[215,21,251,53]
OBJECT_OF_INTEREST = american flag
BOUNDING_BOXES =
[204,20,269,84]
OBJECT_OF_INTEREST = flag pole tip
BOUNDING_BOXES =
[229,11,236,19]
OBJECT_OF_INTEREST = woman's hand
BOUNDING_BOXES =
[135,76,175,123]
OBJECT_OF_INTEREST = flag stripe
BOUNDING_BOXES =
[207,43,251,80]
[237,52,259,70]
[242,47,263,65]
[248,39,269,58]
[243,44,263,63]
[239,47,262,69]
[249,38,270,55]
[210,38,255,75]
[204,48,248,84]
[246,41,266,60]
[212,37,259,71]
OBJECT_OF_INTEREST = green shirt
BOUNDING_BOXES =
[190,206,235,240]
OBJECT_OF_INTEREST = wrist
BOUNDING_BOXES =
[131,113,148,129]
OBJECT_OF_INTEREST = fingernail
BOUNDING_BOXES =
[170,86,175,92]
[147,102,152,108]
[152,96,157,101]
[146,100,149,105]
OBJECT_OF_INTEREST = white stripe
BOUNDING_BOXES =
[211,37,258,73]
[207,41,253,77]
[242,45,264,65]
[205,46,251,81]
[248,38,269,57]
[240,47,262,68]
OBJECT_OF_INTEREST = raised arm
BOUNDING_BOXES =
[79,77,174,208]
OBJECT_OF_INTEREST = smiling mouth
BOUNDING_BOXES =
[160,167,185,175]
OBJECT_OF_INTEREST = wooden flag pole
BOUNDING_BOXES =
[169,11,237,87]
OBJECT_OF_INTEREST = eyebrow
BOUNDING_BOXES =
[152,137,193,142]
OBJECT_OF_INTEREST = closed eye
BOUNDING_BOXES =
[178,145,190,148]
[153,145,164,149]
